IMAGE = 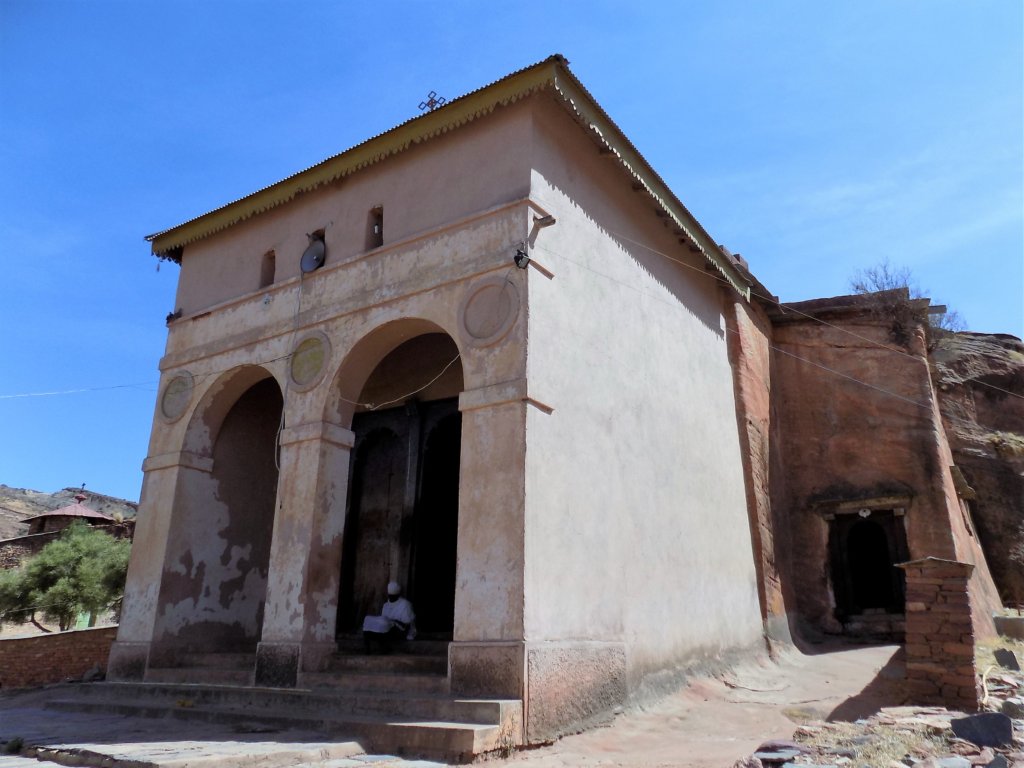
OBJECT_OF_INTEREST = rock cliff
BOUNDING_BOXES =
[932,331,1024,606]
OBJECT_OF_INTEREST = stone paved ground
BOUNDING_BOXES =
[487,643,907,768]
[1,642,1020,767]
[0,696,444,768]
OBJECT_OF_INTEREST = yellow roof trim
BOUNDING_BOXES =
[146,59,560,258]
[146,55,748,298]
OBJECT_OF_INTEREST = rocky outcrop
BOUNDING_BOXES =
[932,332,1024,606]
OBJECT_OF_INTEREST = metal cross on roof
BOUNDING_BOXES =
[418,91,447,112]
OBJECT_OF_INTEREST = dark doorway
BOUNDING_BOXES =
[337,398,461,637]
[829,511,908,619]
[411,408,461,633]
[338,424,405,633]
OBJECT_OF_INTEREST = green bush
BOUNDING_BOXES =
[0,522,131,631]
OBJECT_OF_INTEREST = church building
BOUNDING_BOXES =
[109,56,1002,752]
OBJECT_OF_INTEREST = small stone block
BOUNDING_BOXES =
[1000,696,1024,718]
[754,749,801,763]
[756,740,809,754]
[985,756,1008,768]
[935,758,971,768]
[993,648,1020,671]
[949,712,1013,748]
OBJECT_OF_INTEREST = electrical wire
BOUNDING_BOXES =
[534,244,1000,435]
[340,351,463,412]
[0,383,158,400]
[274,269,306,470]
[1,240,1019,434]
[0,596,115,620]
[569,230,1024,403]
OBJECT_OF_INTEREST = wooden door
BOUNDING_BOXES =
[337,399,461,636]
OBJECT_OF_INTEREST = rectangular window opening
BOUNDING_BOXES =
[366,206,384,250]
[260,250,276,288]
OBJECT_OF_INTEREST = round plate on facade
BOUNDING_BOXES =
[159,372,194,422]
[459,277,520,347]
[289,333,331,390]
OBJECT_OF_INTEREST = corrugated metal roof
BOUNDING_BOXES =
[146,54,749,297]
[23,501,114,528]
[24,499,114,523]
[146,55,565,256]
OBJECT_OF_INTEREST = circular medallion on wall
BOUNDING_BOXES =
[159,372,194,422]
[289,332,331,390]
[459,277,520,347]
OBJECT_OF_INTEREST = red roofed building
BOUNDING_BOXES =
[24,494,115,536]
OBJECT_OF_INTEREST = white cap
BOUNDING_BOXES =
[387,581,401,595]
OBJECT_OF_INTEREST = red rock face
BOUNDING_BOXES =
[761,294,1000,639]
[932,332,1024,606]
[725,295,793,639]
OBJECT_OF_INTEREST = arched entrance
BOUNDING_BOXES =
[335,332,463,638]
[153,369,282,656]
[829,510,908,621]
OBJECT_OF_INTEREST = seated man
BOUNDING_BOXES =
[362,581,416,653]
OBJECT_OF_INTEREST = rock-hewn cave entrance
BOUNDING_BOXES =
[336,333,463,638]
[828,510,909,638]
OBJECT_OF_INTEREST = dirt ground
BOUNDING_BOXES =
[5,640,1018,767]
[487,642,906,768]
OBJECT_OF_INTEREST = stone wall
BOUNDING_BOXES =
[725,293,794,642]
[0,540,37,569]
[519,97,763,741]
[899,558,980,711]
[0,626,117,689]
[1,524,135,571]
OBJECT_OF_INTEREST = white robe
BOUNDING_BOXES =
[362,596,417,639]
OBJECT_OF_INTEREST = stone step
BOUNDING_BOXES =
[61,681,511,723]
[146,667,255,686]
[47,687,520,761]
[300,670,449,695]
[334,636,450,656]
[324,653,447,675]
[179,652,256,669]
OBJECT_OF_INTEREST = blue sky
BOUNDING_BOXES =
[1,1,1021,502]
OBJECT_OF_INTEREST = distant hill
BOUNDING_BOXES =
[0,485,138,541]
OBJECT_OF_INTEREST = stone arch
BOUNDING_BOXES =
[828,510,908,627]
[181,364,282,458]
[151,365,284,662]
[323,317,463,429]
[325,318,467,637]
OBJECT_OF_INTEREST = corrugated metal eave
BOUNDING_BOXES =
[549,68,750,299]
[146,54,751,299]
[146,55,567,257]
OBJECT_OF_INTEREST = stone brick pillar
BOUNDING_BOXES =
[898,557,980,711]
[256,420,354,687]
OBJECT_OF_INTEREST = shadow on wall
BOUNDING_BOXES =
[533,170,727,339]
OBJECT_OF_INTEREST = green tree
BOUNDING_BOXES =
[0,522,131,631]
